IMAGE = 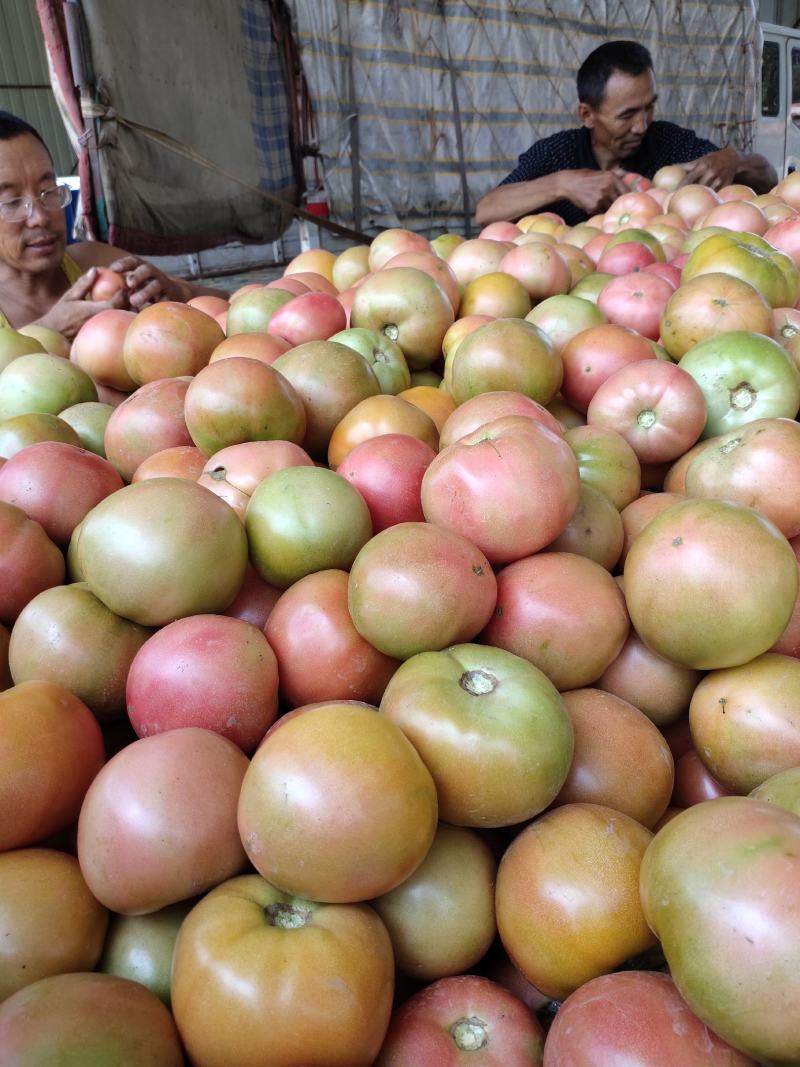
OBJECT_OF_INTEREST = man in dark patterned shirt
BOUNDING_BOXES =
[475,40,777,228]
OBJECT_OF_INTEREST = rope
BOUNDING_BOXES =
[79,100,373,246]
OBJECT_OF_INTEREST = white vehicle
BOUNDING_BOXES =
[756,22,800,178]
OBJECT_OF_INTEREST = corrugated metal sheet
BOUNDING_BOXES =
[0,0,76,174]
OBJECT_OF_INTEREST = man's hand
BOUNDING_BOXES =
[109,255,190,310]
[559,168,630,215]
[35,268,128,340]
[677,146,739,191]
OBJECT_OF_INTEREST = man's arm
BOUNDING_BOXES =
[475,168,629,225]
[679,145,778,194]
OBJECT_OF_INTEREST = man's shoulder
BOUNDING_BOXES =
[529,128,585,151]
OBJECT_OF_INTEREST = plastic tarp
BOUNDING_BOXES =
[40,0,296,254]
[284,0,761,235]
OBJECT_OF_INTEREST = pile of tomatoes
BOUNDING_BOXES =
[1,162,800,1066]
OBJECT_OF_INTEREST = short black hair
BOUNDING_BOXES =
[577,41,653,108]
[0,111,49,149]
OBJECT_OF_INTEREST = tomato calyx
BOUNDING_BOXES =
[449,1015,489,1051]
[729,382,757,411]
[207,465,229,482]
[265,901,314,929]
[636,409,657,429]
[459,669,497,696]
[382,324,400,342]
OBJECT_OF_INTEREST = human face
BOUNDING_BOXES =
[0,133,67,276]
[579,69,658,167]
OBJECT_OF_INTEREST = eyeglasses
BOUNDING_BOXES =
[0,184,72,223]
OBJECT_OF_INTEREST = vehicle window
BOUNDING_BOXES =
[792,46,800,127]
[763,41,779,117]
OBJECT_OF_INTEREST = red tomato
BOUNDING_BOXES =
[438,390,562,449]
[0,848,108,1001]
[71,308,137,392]
[482,551,629,691]
[623,498,798,669]
[619,492,685,565]
[382,250,462,313]
[336,432,435,531]
[126,614,278,753]
[499,242,572,301]
[0,972,184,1065]
[131,444,206,482]
[375,975,545,1066]
[552,688,674,828]
[683,417,800,539]
[597,629,702,728]
[672,749,734,807]
[208,331,291,366]
[103,376,193,483]
[597,271,674,340]
[543,970,757,1066]
[368,227,432,270]
[122,301,224,384]
[221,562,282,630]
[171,873,395,1067]
[689,652,800,793]
[0,440,123,545]
[561,324,656,413]
[0,501,65,624]
[237,701,438,902]
[496,804,655,1001]
[447,238,513,287]
[586,360,707,464]
[265,569,399,707]
[421,416,581,564]
[0,680,104,852]
[90,268,126,301]
[262,290,346,346]
[348,522,497,660]
[78,727,249,914]
[640,797,800,1063]
[184,356,306,457]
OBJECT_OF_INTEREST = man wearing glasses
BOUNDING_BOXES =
[0,112,224,338]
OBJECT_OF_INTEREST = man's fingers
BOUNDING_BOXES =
[129,279,162,308]
[109,255,139,274]
[67,267,99,299]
